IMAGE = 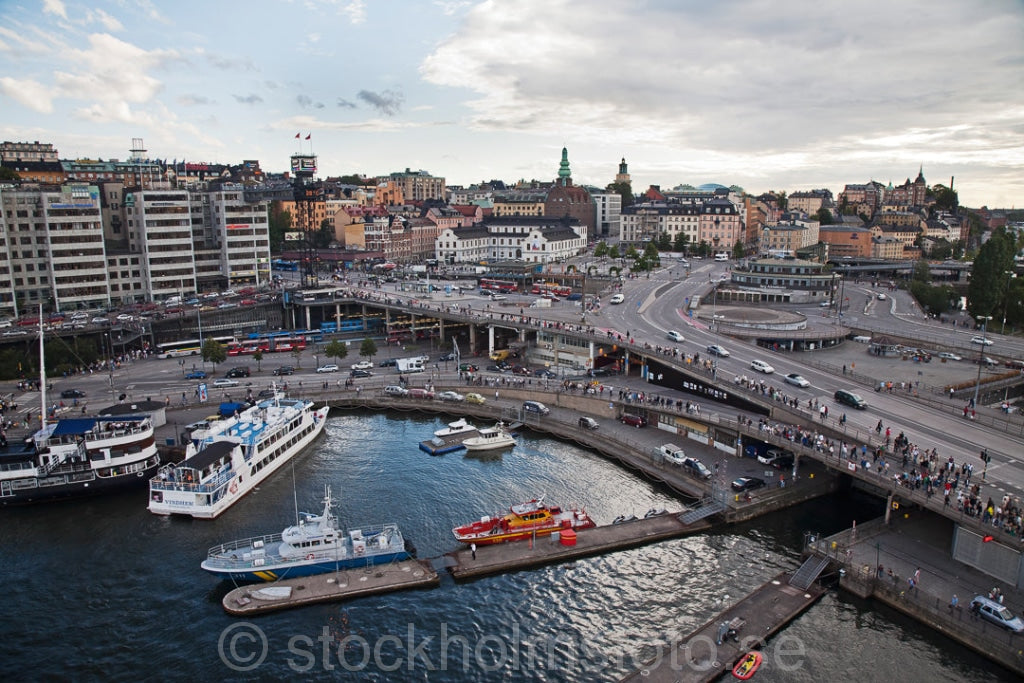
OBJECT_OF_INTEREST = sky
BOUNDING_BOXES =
[1,0,1023,209]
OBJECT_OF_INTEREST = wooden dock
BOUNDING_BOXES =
[620,571,827,683]
[221,559,439,616]
[418,431,475,455]
[448,512,712,580]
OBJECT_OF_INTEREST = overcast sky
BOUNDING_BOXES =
[2,0,1022,208]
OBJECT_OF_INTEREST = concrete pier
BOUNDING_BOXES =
[448,512,712,580]
[221,559,439,616]
[620,571,826,683]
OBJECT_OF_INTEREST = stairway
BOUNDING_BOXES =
[679,499,725,525]
[789,555,830,590]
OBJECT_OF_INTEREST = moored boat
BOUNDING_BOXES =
[200,485,411,582]
[462,422,515,452]
[434,418,475,438]
[148,395,329,519]
[452,497,595,545]
[732,651,762,679]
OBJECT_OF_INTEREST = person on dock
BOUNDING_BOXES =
[949,594,958,612]
[471,543,477,560]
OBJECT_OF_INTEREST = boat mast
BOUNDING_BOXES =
[38,304,46,426]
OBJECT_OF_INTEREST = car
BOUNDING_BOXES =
[758,448,795,469]
[185,371,207,380]
[620,414,647,428]
[609,294,625,304]
[383,385,409,397]
[587,367,611,378]
[666,330,685,343]
[578,416,599,430]
[273,366,295,376]
[533,368,557,378]
[541,293,560,301]
[970,596,1024,632]
[819,301,831,307]
[437,391,465,402]
[115,313,133,321]
[938,352,962,361]
[351,360,374,370]
[976,356,998,367]
[464,393,486,405]
[485,364,510,374]
[566,293,582,301]
[784,373,810,388]
[91,316,110,324]
[349,369,373,378]
[522,400,550,415]
[459,363,479,373]
[488,294,507,301]
[731,476,766,492]
[224,367,250,378]
[681,457,712,480]
[834,389,867,409]
[750,359,775,374]
[876,293,887,301]
[971,336,994,346]
[378,358,398,367]
[706,344,730,357]
[407,388,435,400]
[316,364,339,373]
[256,389,278,399]
[60,389,86,399]
[212,378,239,388]
[437,353,455,361]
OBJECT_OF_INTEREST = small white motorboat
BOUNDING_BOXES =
[462,423,515,452]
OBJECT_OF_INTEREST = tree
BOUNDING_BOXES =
[359,337,378,361]
[593,241,608,258]
[673,232,690,253]
[911,259,931,284]
[324,339,348,363]
[201,339,227,369]
[967,227,1016,317]
[291,345,305,368]
[252,349,264,372]
[607,245,620,259]
[268,203,292,251]
[625,245,639,260]
[731,240,744,259]
[0,167,20,182]
[930,183,958,212]
[656,233,672,251]
[814,207,833,225]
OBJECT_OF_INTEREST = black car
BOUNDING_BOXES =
[350,369,372,378]
[61,389,86,399]
[834,389,867,409]
[587,367,611,377]
[378,358,398,367]
[731,476,766,492]
[533,368,557,378]
[256,389,277,399]
[273,366,295,376]
[437,353,455,362]
[224,367,250,378]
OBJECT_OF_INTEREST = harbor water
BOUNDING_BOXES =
[0,411,1014,681]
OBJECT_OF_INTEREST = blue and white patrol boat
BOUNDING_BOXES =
[200,485,412,582]
[148,394,328,519]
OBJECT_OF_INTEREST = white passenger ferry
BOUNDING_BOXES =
[148,396,329,519]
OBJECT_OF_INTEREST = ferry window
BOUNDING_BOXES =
[312,540,321,546]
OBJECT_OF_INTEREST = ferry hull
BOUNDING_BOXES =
[0,458,161,506]
[202,551,411,583]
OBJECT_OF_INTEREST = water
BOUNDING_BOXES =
[0,412,1014,681]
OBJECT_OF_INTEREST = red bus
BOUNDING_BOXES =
[479,278,518,293]
[530,282,572,297]
[226,335,306,355]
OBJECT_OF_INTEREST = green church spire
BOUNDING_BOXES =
[558,146,571,185]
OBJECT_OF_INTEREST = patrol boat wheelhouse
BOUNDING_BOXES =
[200,485,411,582]
[148,396,328,519]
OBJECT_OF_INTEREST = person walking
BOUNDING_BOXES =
[470,543,477,560]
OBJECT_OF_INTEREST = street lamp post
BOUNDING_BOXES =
[1001,271,1015,335]
[972,315,992,410]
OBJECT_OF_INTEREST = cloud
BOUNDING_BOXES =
[85,8,123,31]
[357,88,403,116]
[204,52,257,71]
[337,98,357,109]
[0,76,55,113]
[178,94,213,106]
[42,0,67,20]
[0,24,52,56]
[297,94,325,109]
[420,0,1024,176]
[233,94,264,105]
[433,0,473,16]
[340,0,366,24]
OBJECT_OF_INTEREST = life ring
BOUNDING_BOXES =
[306,553,315,560]
[229,482,238,494]
[136,471,143,477]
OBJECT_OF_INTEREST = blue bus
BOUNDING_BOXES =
[271,259,299,272]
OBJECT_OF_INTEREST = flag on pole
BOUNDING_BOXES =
[295,132,300,139]
[305,133,311,140]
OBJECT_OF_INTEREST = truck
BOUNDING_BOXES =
[655,443,687,465]
[395,357,425,373]
[529,298,551,308]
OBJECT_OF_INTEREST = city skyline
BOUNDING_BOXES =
[1,0,1022,208]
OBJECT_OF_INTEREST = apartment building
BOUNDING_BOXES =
[620,201,700,246]
[591,191,622,241]
[436,216,585,265]
[387,168,446,202]
[819,225,873,258]
[698,198,742,251]
[205,187,272,288]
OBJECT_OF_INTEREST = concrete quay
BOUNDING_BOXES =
[447,512,711,581]
[619,571,827,683]
[221,559,439,616]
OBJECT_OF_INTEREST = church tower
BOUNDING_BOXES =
[615,157,630,185]
[544,146,595,239]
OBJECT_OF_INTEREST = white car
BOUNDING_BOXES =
[971,336,994,346]
[316,364,339,373]
[351,360,374,370]
[666,330,685,343]
[938,352,962,361]
[706,344,730,357]
[116,313,133,321]
[609,294,625,304]
[437,391,465,402]
[750,359,775,374]
[784,373,810,387]
[212,378,239,388]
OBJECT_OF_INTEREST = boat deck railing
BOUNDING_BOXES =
[150,468,234,493]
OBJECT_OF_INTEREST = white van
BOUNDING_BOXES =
[714,253,729,262]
